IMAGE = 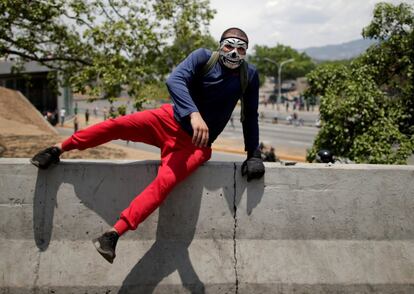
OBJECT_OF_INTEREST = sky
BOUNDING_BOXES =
[208,0,412,49]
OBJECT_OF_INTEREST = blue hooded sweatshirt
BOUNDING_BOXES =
[166,48,259,153]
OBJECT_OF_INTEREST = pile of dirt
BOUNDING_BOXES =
[0,87,158,160]
[0,87,57,136]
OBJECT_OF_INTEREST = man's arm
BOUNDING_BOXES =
[242,69,260,154]
[166,48,210,147]
[241,69,265,181]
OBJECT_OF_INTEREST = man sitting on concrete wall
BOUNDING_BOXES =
[30,27,265,264]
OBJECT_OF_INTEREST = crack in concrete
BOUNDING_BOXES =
[232,163,239,294]
[32,250,41,294]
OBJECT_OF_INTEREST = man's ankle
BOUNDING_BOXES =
[53,143,63,154]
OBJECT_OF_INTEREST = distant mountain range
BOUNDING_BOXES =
[299,38,377,61]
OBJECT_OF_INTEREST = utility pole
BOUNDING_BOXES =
[264,58,294,110]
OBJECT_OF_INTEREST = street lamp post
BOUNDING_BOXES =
[264,58,294,110]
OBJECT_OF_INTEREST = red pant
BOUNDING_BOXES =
[61,104,211,235]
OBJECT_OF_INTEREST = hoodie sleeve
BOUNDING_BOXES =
[242,67,260,153]
[166,48,210,119]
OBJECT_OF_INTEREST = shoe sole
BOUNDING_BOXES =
[30,158,41,168]
[30,158,58,170]
[92,238,115,264]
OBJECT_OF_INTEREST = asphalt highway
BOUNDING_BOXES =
[66,99,320,161]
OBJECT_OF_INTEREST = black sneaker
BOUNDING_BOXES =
[30,146,61,169]
[93,231,119,264]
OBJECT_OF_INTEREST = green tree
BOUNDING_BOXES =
[249,44,316,85]
[136,81,170,103]
[317,59,353,67]
[158,33,217,75]
[117,105,127,116]
[137,31,217,109]
[0,0,215,106]
[306,2,414,164]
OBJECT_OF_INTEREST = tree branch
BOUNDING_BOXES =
[107,0,139,41]
[62,12,95,31]
[1,48,92,67]
[98,2,115,23]
[108,0,128,23]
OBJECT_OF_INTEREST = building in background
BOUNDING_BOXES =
[0,60,73,118]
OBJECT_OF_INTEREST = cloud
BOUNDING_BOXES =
[209,0,410,48]
[288,11,330,25]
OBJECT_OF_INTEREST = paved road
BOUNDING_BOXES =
[57,127,246,162]
[69,99,320,161]
[221,118,318,156]
[116,119,318,161]
[73,98,320,126]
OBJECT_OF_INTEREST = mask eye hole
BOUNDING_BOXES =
[237,47,246,55]
[223,44,235,52]
[223,44,246,55]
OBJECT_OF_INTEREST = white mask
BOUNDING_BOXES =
[219,38,247,69]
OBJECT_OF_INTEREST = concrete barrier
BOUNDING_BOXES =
[0,158,413,293]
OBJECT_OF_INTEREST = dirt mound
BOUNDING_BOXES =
[0,87,158,160]
[0,87,57,136]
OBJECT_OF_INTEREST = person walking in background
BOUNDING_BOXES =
[260,111,265,121]
[59,108,66,127]
[230,114,235,129]
[73,115,79,133]
[109,105,115,118]
[30,27,265,264]
[85,109,90,126]
[103,107,108,120]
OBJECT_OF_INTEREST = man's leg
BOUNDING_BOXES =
[31,107,169,169]
[116,146,211,233]
[60,108,166,151]
[94,145,212,263]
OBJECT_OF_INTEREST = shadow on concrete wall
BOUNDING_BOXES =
[33,168,56,251]
[119,178,206,293]
[33,162,159,251]
[119,163,265,293]
[32,162,265,293]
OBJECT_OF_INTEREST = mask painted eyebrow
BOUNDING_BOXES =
[221,38,247,49]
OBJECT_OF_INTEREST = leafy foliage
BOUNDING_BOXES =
[0,0,215,106]
[249,44,316,85]
[136,81,170,102]
[306,2,414,164]
[158,33,217,75]
[117,104,126,116]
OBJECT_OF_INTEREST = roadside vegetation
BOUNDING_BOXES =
[305,2,414,164]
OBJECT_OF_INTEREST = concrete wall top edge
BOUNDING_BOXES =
[1,158,414,171]
[264,162,414,170]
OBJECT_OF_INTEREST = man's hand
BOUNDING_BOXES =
[190,112,209,147]
[242,149,265,182]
